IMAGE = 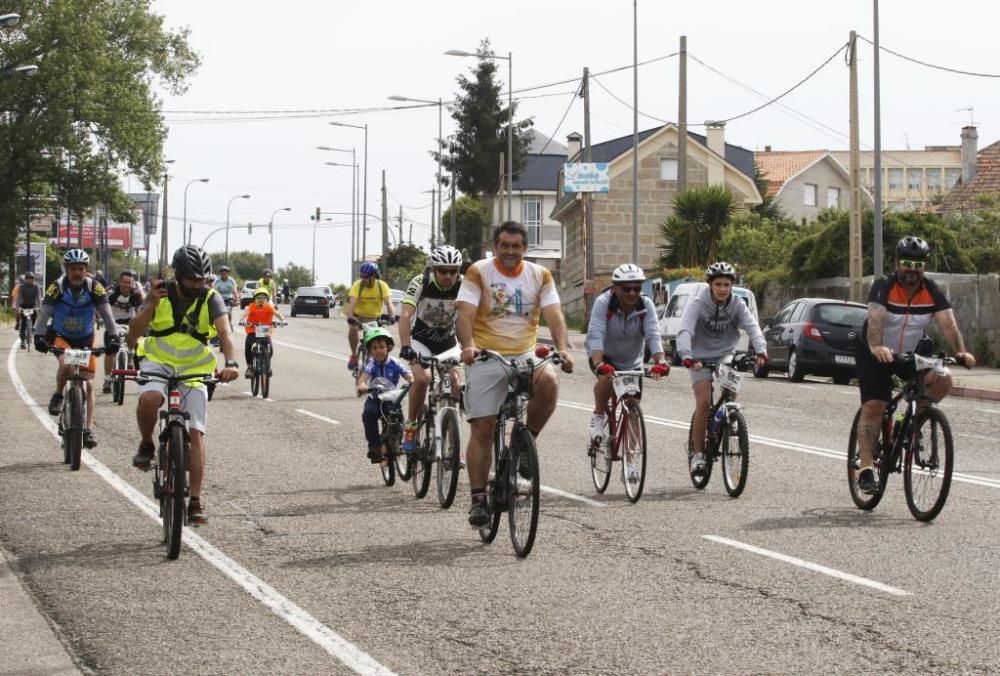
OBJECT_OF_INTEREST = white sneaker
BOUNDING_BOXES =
[690,453,707,475]
[589,413,607,442]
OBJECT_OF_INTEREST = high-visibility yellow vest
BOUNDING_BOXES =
[137,283,218,378]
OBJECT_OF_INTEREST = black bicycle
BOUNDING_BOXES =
[476,347,562,558]
[847,352,960,522]
[348,314,394,380]
[110,323,135,406]
[114,368,220,559]
[241,320,286,399]
[49,346,108,471]
[410,354,463,505]
[685,352,753,498]
[365,383,411,487]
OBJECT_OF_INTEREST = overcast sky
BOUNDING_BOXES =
[148,0,1000,286]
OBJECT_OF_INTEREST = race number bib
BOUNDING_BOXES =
[64,348,91,367]
[717,364,743,393]
[613,374,641,397]
[256,325,271,337]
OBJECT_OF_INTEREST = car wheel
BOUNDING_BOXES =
[787,348,805,382]
[291,309,297,317]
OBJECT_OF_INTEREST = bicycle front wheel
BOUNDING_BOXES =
[437,408,461,509]
[412,414,432,499]
[66,386,83,471]
[590,415,612,494]
[250,346,260,397]
[620,403,647,503]
[847,407,889,510]
[721,408,749,498]
[380,430,397,487]
[113,351,127,405]
[479,433,503,544]
[903,407,954,522]
[687,413,713,489]
[260,348,270,399]
[508,427,540,558]
[164,424,187,560]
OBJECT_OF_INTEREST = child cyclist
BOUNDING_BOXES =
[356,327,413,463]
[239,289,286,378]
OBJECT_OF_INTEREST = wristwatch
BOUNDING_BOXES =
[225,359,239,368]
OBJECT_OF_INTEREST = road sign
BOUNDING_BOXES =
[564,163,610,193]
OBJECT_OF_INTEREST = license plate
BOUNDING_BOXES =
[305,299,317,303]
[835,354,856,365]
[256,325,271,337]
[717,364,742,393]
[613,374,641,397]
[64,348,91,367]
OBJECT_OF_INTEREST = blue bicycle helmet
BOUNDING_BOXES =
[359,262,379,277]
[63,249,90,267]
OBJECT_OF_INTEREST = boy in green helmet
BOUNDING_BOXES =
[356,327,413,463]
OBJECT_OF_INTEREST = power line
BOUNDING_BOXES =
[536,82,582,155]
[590,74,670,124]
[857,35,1000,78]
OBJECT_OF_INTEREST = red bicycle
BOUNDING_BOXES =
[589,369,650,502]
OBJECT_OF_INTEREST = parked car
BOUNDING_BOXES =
[291,286,332,318]
[754,298,867,384]
[239,280,259,309]
[660,282,759,364]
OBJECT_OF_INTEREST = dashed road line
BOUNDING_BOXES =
[296,408,341,425]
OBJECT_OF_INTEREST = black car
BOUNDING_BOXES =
[754,298,867,384]
[290,286,331,318]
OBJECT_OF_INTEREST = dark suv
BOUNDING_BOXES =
[291,286,332,318]
[755,298,867,384]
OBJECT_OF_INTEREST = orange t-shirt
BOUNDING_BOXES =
[245,303,274,334]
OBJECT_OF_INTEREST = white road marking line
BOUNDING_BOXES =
[958,432,995,441]
[236,329,349,362]
[973,407,998,414]
[242,391,277,402]
[8,342,395,676]
[703,535,911,596]
[540,485,606,507]
[797,385,819,390]
[296,408,341,425]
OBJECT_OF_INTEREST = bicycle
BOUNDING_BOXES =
[847,352,961,522]
[410,354,463,506]
[49,345,107,471]
[589,369,651,502]
[19,308,36,349]
[348,314,394,380]
[365,383,411,487]
[476,346,563,558]
[685,352,753,498]
[110,323,135,406]
[113,368,220,559]
[241,320,286,399]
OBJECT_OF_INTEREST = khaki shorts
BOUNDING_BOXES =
[464,350,545,420]
[688,366,715,385]
[136,362,209,433]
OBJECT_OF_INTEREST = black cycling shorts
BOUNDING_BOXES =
[856,342,916,404]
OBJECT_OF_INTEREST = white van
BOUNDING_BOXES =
[660,282,759,363]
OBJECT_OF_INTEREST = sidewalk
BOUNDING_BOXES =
[0,547,81,675]
[536,325,1000,402]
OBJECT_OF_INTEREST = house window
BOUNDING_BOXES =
[927,169,942,191]
[660,159,678,180]
[827,187,841,208]
[908,171,923,193]
[522,196,542,246]
[945,168,962,189]
[803,183,817,207]
[888,168,904,191]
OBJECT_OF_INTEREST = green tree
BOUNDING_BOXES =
[440,194,489,262]
[0,0,200,285]
[750,159,785,220]
[379,243,427,289]
[657,186,736,268]
[718,212,803,273]
[209,251,269,284]
[277,262,312,289]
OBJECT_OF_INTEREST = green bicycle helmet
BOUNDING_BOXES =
[363,326,394,350]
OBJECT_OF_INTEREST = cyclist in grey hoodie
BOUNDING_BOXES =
[676,262,768,475]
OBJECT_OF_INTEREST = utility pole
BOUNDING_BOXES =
[449,177,457,247]
[872,0,884,276]
[159,172,169,269]
[381,169,389,258]
[497,153,505,223]
[631,0,639,264]
[429,187,436,248]
[848,31,863,303]
[398,204,403,246]
[583,66,594,321]
[678,35,688,192]
[408,222,413,246]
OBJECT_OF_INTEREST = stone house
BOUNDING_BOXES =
[755,150,873,223]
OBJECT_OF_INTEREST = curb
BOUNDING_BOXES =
[951,386,1000,402]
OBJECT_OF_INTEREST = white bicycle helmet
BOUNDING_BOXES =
[705,261,736,282]
[611,263,645,283]
[429,245,463,268]
[63,249,90,266]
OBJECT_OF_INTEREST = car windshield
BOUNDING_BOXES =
[813,303,866,327]
[667,294,688,318]
[297,287,326,296]
[245,281,258,289]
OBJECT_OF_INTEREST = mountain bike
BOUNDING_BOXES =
[366,383,411,487]
[685,352,753,498]
[113,368,220,559]
[19,308,35,349]
[847,352,961,522]
[241,321,286,399]
[348,314,394,380]
[49,346,107,471]
[410,354,463,506]
[477,346,563,558]
[589,369,651,502]
[110,323,135,406]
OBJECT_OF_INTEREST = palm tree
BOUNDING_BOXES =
[657,186,736,268]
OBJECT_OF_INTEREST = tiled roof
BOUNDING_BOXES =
[940,140,1000,211]
[754,151,827,197]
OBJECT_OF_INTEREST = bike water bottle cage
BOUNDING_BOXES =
[148,281,209,345]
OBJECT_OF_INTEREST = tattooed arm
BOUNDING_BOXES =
[866,303,894,363]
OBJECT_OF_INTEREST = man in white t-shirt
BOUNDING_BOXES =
[457,221,574,528]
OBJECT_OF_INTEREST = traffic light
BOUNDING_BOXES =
[248,222,253,234]
[315,206,321,222]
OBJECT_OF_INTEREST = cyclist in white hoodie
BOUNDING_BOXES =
[675,262,768,475]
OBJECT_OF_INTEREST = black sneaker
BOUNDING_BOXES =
[47,392,63,416]
[132,441,155,471]
[188,498,208,526]
[857,468,878,495]
[101,379,112,394]
[82,428,97,449]
[468,495,490,528]
[367,447,383,464]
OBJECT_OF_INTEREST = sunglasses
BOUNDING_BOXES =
[899,259,926,270]
[618,286,642,294]
[436,268,459,276]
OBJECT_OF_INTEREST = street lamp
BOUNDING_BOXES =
[224,194,251,264]
[447,48,513,222]
[183,178,209,247]
[329,120,368,261]
[268,206,291,271]
[388,94,443,246]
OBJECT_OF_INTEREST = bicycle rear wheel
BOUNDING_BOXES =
[479,435,503,544]
[164,424,186,560]
[112,351,127,405]
[250,346,260,397]
[620,402,647,503]
[508,427,540,557]
[590,415,612,494]
[66,386,83,471]
[380,425,397,487]
[437,408,461,509]
[394,431,413,482]
[847,407,889,510]
[721,408,749,498]
[687,413,713,489]
[903,407,954,522]
[411,413,432,499]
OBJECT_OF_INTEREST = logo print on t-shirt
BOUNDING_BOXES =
[488,283,524,318]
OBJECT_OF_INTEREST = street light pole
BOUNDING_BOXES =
[872,0,884,276]
[387,94,446,244]
[330,121,368,264]
[224,193,250,264]
[183,178,209,247]
[268,207,291,270]
[326,158,357,271]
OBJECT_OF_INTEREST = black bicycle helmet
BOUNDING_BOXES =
[896,236,930,259]
[172,244,213,279]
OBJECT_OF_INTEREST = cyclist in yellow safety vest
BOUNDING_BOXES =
[257,269,278,305]
[127,244,240,525]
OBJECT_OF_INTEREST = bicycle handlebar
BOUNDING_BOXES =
[693,352,753,371]
[111,369,221,385]
[347,314,395,327]
[50,346,109,357]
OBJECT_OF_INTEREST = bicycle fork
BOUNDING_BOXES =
[154,390,190,505]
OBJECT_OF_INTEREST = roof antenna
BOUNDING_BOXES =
[955,106,976,126]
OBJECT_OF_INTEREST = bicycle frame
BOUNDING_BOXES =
[604,371,644,462]
[420,356,462,462]
[702,357,747,457]
[877,353,953,473]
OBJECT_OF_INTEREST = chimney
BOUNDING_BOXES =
[566,132,582,162]
[764,145,772,152]
[705,121,726,187]
[961,125,978,184]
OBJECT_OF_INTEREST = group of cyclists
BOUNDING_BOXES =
[17,224,977,530]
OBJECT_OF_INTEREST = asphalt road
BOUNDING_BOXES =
[2,315,1000,675]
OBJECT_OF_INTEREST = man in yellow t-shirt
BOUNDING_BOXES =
[456,221,574,528]
[344,261,395,371]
